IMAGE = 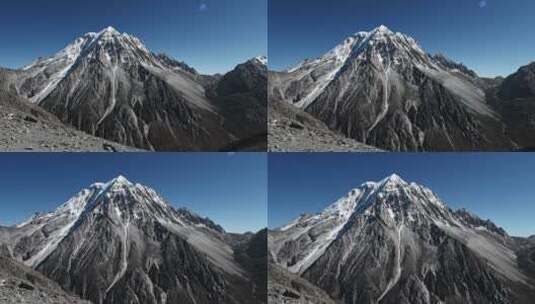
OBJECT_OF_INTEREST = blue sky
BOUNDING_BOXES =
[269,0,535,77]
[0,153,267,233]
[269,153,535,237]
[0,0,266,74]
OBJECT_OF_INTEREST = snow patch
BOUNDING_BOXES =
[253,56,267,65]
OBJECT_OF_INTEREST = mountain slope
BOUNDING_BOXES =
[268,262,336,304]
[270,26,514,151]
[3,27,266,151]
[269,94,382,152]
[270,174,535,304]
[1,176,264,304]
[269,69,380,152]
[0,245,90,304]
[0,68,141,151]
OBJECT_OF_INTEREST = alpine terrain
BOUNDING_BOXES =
[269,174,535,304]
[0,26,267,151]
[269,25,535,151]
[0,175,266,304]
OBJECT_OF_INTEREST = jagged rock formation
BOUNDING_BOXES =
[0,176,266,304]
[270,25,520,151]
[269,174,535,304]
[1,26,266,151]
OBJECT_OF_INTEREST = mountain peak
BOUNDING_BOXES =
[98,26,120,35]
[378,173,407,186]
[252,55,267,65]
[109,175,132,185]
[386,172,402,180]
[374,25,392,33]
[88,175,135,193]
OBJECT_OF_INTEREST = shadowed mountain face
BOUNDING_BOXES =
[491,62,535,149]
[213,56,268,151]
[1,27,266,151]
[499,63,535,100]
[269,174,535,304]
[269,25,534,151]
[0,176,266,304]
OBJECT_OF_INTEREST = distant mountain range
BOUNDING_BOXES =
[0,26,267,151]
[269,25,535,151]
[0,176,267,304]
[269,174,535,304]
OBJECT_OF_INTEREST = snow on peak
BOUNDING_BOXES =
[82,26,121,41]
[109,175,132,185]
[374,25,392,33]
[346,25,427,58]
[379,173,407,185]
[99,26,121,36]
[253,55,268,65]
[354,174,406,190]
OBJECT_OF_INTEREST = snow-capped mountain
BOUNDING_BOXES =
[18,27,163,104]
[1,175,265,304]
[3,26,266,151]
[270,25,514,151]
[269,174,535,304]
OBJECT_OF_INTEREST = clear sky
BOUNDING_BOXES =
[0,0,266,74]
[269,153,535,237]
[269,0,535,77]
[0,153,267,233]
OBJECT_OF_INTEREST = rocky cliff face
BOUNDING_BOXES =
[2,27,266,151]
[270,174,535,304]
[1,176,265,304]
[270,26,515,151]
